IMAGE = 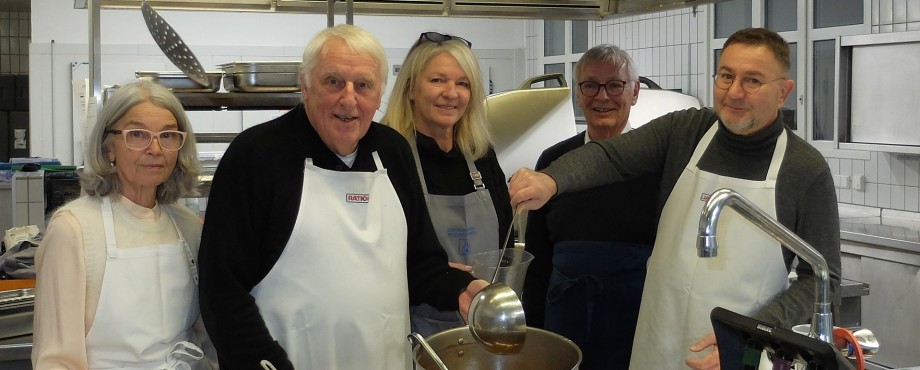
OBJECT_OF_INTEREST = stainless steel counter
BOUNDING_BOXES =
[841,221,920,255]
[838,210,920,369]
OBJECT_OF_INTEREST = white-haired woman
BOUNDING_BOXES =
[382,32,513,337]
[32,80,214,369]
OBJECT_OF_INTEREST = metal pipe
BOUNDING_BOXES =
[697,188,833,344]
[88,0,102,116]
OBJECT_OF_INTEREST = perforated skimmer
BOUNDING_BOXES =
[140,0,210,86]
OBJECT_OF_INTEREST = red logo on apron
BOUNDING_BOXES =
[700,192,710,202]
[346,193,370,203]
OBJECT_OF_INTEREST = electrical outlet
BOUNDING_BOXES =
[853,175,866,191]
[833,175,851,189]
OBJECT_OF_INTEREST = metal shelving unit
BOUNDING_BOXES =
[173,92,301,111]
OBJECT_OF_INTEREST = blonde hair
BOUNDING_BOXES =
[381,39,492,160]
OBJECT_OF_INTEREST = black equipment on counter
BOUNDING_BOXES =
[710,307,855,370]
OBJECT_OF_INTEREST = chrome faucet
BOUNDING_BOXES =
[697,188,833,344]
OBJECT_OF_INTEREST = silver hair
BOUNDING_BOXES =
[574,44,639,82]
[299,24,388,91]
[81,80,201,204]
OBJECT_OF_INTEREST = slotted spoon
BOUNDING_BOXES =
[140,0,210,86]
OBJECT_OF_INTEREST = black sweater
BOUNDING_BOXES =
[198,106,474,369]
[522,131,661,327]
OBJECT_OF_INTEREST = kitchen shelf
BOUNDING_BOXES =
[174,92,301,111]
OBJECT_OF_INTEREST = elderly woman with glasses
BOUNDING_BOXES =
[382,31,513,337]
[32,80,215,369]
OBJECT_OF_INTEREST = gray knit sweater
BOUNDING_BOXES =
[541,107,841,330]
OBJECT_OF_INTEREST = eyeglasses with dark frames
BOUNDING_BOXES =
[712,72,786,94]
[106,129,187,151]
[415,32,472,49]
[577,80,629,97]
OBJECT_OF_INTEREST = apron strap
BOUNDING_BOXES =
[371,151,385,172]
[162,205,199,285]
[410,137,488,195]
[763,129,788,187]
[102,197,119,256]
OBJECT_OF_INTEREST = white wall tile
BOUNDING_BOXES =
[827,158,841,175]
[839,187,852,203]
[891,155,907,185]
[866,153,879,183]
[880,24,894,32]
[667,17,675,45]
[865,183,878,207]
[878,153,892,184]
[893,0,908,23]
[840,159,853,176]
[909,22,920,31]
[852,159,866,181]
[878,184,892,208]
[880,0,894,25]
[906,186,920,212]
[873,0,881,25]
[891,184,906,210]
[905,158,920,186]
[851,183,866,205]
[909,0,920,22]
[893,23,907,31]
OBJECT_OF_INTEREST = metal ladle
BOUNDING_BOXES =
[467,209,527,354]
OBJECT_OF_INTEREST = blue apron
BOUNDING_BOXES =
[545,240,652,370]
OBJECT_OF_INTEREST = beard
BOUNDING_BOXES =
[717,110,757,136]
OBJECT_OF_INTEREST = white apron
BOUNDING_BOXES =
[85,197,203,370]
[628,124,790,370]
[251,152,411,370]
[408,143,500,336]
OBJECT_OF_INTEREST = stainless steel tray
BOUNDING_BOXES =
[0,288,34,341]
[223,73,300,93]
[217,61,300,74]
[135,71,223,93]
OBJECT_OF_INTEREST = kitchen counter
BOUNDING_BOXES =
[838,204,920,369]
[841,221,920,255]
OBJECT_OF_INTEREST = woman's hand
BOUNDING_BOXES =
[458,279,490,323]
[448,262,472,272]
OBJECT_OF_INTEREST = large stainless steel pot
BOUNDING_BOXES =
[413,327,581,370]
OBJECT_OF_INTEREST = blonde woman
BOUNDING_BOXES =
[382,32,513,337]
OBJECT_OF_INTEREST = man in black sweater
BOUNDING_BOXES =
[197,25,486,370]
[522,44,659,370]
[510,28,841,370]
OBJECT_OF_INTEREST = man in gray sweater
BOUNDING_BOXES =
[509,28,841,370]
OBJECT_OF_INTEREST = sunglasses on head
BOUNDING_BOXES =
[416,32,472,48]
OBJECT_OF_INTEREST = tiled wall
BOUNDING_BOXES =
[829,0,920,214]
[872,0,920,32]
[589,0,920,215]
[594,7,710,103]
[0,2,29,74]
